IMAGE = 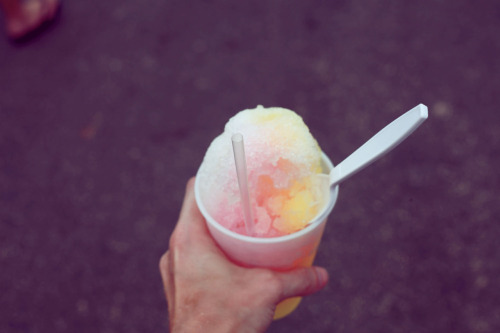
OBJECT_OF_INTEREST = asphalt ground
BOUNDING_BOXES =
[1,1,499,332]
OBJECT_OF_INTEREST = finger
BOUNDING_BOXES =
[170,177,221,252]
[274,266,329,299]
[159,251,174,305]
[177,177,198,223]
[171,177,206,239]
[176,177,208,233]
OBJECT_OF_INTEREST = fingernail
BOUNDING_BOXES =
[315,267,328,286]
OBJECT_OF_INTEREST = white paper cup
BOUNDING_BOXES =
[195,152,339,319]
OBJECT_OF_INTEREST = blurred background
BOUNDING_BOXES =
[1,1,499,332]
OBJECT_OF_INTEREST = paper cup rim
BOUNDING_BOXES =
[194,152,339,244]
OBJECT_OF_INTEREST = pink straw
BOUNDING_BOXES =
[231,133,254,236]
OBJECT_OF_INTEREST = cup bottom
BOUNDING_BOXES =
[273,248,317,320]
[274,297,302,320]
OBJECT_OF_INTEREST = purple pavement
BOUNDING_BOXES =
[1,1,499,332]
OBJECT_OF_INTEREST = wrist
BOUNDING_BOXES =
[171,308,243,333]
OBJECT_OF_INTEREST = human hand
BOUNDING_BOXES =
[159,178,329,333]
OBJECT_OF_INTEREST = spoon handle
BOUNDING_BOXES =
[329,104,428,187]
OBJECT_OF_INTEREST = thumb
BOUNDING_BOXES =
[274,266,329,299]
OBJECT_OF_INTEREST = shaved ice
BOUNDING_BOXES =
[197,105,324,237]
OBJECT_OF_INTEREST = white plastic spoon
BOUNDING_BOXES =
[312,104,428,222]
